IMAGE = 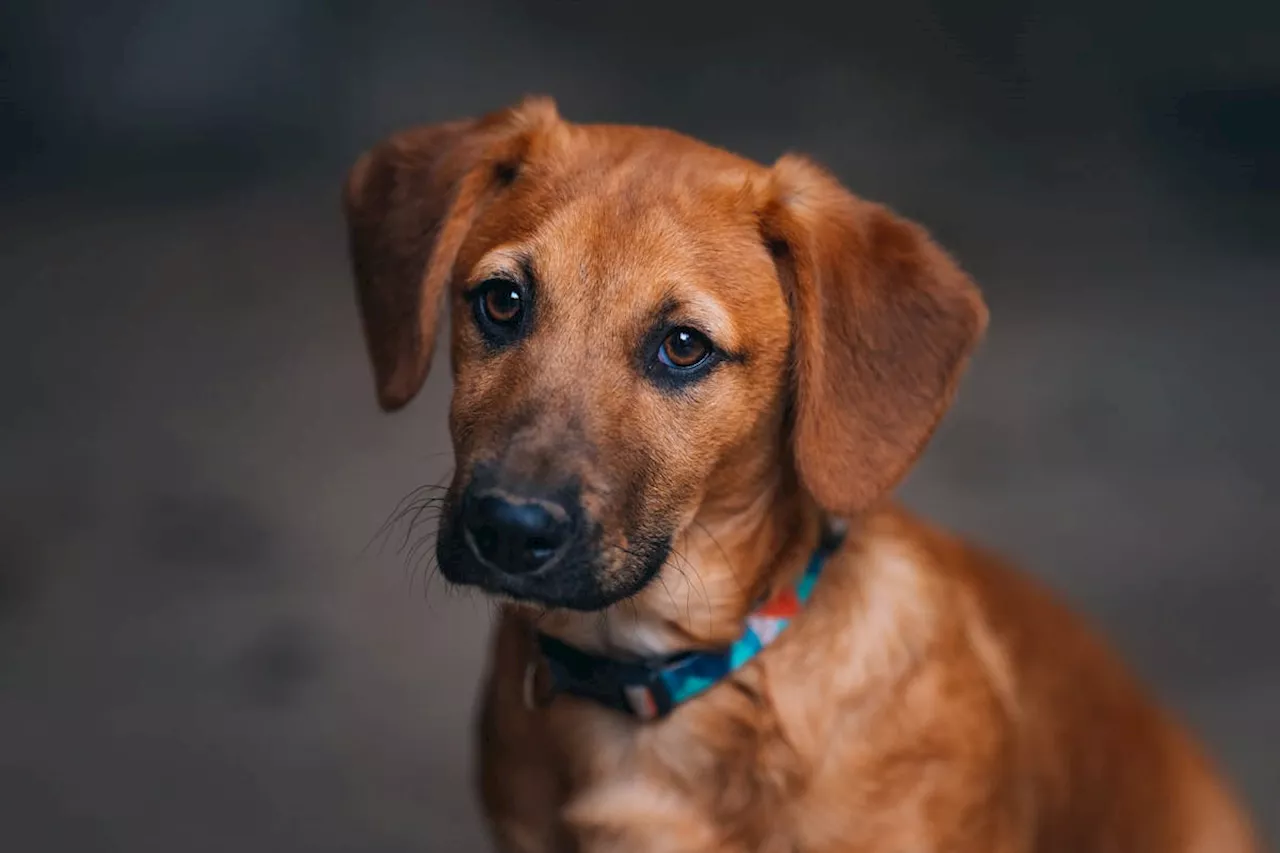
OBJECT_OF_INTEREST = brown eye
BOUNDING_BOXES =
[482,284,523,325]
[659,327,712,370]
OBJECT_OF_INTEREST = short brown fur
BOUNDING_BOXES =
[343,97,1264,852]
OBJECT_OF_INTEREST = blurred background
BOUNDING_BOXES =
[1,1,1277,850]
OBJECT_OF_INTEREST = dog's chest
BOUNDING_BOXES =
[544,682,926,853]
[478,540,1021,852]
[550,692,802,851]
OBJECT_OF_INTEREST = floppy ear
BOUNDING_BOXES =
[761,155,988,517]
[342,97,558,410]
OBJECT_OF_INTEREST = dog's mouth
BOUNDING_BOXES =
[436,510,671,611]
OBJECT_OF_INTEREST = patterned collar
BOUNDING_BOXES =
[529,526,844,721]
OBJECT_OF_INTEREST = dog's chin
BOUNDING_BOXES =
[436,529,671,612]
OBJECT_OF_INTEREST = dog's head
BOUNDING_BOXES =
[344,97,985,620]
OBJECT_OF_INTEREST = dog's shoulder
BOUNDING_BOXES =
[741,506,1033,849]
[841,506,1265,853]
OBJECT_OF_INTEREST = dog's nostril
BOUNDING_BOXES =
[473,526,499,558]
[464,493,571,574]
[523,537,559,564]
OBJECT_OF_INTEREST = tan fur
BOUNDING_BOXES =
[343,97,1264,852]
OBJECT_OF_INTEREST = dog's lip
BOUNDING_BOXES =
[444,548,630,612]
[464,563,593,609]
[479,549,668,613]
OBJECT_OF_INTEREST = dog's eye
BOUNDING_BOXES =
[659,328,712,370]
[481,283,523,326]
[470,278,528,347]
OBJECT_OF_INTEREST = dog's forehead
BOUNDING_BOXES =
[551,122,765,189]
[472,126,780,338]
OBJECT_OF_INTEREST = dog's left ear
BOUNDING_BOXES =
[761,155,988,517]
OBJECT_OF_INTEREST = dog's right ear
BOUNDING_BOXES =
[342,97,559,411]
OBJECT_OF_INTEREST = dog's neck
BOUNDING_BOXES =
[537,466,825,658]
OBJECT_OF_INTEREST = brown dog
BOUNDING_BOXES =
[342,97,1263,852]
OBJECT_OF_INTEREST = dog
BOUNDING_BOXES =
[342,96,1263,852]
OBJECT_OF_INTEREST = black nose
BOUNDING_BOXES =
[463,491,572,574]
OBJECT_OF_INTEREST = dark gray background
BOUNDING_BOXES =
[1,2,1277,850]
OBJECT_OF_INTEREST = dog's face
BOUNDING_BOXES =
[344,98,986,617]
[434,129,796,611]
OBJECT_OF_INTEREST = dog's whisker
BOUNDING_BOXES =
[389,500,436,538]
[403,509,443,550]
[671,546,713,637]
[363,475,454,561]
[421,555,446,611]
[654,574,680,620]
[363,488,431,557]
[397,523,437,563]
[399,501,444,552]
[406,531,441,568]
[691,519,745,598]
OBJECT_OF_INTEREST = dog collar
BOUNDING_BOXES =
[530,527,844,721]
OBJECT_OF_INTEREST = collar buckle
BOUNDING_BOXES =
[623,667,674,721]
[536,634,677,720]
[522,656,557,711]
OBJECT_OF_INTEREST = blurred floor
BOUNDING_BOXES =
[1,2,1277,851]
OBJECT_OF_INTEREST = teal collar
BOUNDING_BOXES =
[530,527,843,721]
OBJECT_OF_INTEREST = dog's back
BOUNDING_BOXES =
[916,510,1263,853]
